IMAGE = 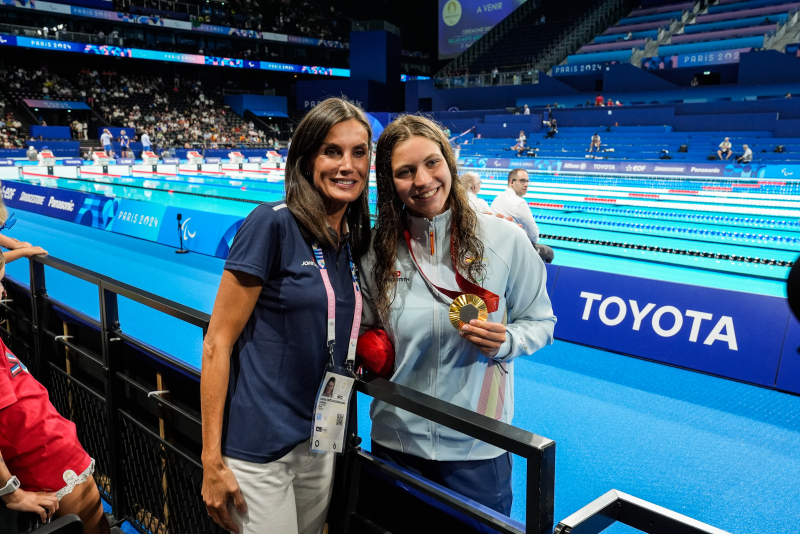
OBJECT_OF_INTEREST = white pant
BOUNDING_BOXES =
[223,442,335,534]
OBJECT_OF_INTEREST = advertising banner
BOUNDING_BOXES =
[552,62,615,77]
[109,198,166,241]
[642,48,751,70]
[438,0,526,59]
[157,207,242,258]
[0,34,349,78]
[461,156,771,179]
[549,267,789,387]
[1,181,109,224]
[13,1,346,49]
[776,312,800,394]
[0,180,248,257]
[25,99,91,110]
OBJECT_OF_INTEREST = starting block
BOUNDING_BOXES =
[38,150,56,166]
[228,152,245,164]
[187,151,205,164]
[266,150,283,164]
[92,151,111,165]
[142,151,159,165]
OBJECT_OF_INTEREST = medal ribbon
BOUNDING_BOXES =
[403,226,506,421]
[311,242,362,365]
[403,228,499,313]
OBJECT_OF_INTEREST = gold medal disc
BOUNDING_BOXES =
[449,294,488,330]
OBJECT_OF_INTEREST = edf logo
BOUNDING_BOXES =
[579,292,737,350]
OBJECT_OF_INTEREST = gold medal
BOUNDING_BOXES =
[449,294,488,330]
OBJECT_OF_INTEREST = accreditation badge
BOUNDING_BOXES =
[310,367,354,454]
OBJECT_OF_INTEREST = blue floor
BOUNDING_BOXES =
[8,212,800,532]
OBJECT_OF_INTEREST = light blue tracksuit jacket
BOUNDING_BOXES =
[359,209,556,461]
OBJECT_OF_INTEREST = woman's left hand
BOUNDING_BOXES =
[460,320,507,358]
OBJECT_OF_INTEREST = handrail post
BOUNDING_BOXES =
[29,258,48,386]
[99,282,125,517]
[526,443,556,534]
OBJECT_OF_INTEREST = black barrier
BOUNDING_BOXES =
[553,490,730,534]
[0,254,556,534]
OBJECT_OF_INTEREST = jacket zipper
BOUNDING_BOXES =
[429,219,438,460]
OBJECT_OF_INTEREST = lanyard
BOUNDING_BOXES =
[403,227,499,313]
[311,241,362,368]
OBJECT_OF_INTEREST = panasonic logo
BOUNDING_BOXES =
[580,292,737,350]
[48,197,75,212]
[20,192,45,205]
[690,167,721,174]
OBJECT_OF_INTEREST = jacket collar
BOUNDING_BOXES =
[405,208,452,239]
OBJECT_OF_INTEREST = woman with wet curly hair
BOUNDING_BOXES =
[358,114,556,515]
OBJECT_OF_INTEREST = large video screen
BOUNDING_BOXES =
[439,0,526,60]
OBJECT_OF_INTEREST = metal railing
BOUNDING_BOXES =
[0,253,557,534]
[434,70,539,89]
[554,490,730,534]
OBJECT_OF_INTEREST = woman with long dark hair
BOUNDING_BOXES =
[359,114,556,515]
[201,97,372,534]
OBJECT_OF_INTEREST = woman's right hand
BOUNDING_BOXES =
[22,246,48,257]
[201,459,247,533]
[2,489,59,523]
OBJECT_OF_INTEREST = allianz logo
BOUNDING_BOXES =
[580,292,737,350]
[562,163,586,170]
[2,187,16,200]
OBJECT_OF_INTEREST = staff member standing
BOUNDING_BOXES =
[359,115,556,515]
[201,98,372,534]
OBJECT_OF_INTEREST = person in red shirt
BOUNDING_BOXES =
[595,94,604,106]
[0,251,110,534]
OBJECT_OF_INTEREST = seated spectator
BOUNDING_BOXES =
[0,246,111,534]
[737,144,752,164]
[460,172,491,213]
[511,137,526,157]
[594,94,604,107]
[26,146,37,162]
[786,93,792,99]
[606,98,613,107]
[490,169,554,263]
[717,137,732,160]
[523,104,530,115]
[589,132,601,153]
[691,77,699,87]
[544,119,558,139]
